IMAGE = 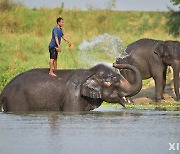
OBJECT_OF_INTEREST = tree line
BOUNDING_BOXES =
[167,0,180,37]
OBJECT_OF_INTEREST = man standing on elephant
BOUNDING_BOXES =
[49,17,72,76]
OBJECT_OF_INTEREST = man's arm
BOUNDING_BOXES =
[62,35,71,47]
[53,27,61,52]
[55,37,61,52]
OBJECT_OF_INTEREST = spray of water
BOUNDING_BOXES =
[78,33,127,68]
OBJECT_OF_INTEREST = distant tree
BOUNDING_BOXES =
[0,0,18,11]
[167,0,180,37]
[170,0,180,6]
[106,0,116,10]
[59,2,64,15]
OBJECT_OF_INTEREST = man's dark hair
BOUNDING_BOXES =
[57,17,63,24]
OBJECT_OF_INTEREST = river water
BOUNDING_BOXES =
[0,107,179,154]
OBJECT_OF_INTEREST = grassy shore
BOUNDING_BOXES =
[102,102,180,111]
[0,6,180,108]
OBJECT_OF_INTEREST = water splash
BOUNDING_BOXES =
[78,33,127,68]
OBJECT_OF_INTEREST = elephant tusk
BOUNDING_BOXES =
[117,93,126,108]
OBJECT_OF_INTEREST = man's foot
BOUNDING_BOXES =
[49,72,57,77]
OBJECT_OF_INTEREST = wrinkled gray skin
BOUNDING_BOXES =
[0,64,142,112]
[116,38,180,101]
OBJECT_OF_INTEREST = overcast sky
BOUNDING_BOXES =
[15,0,178,11]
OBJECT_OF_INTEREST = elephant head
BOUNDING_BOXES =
[80,64,142,106]
[154,41,180,100]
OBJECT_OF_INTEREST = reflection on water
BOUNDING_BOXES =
[0,107,180,154]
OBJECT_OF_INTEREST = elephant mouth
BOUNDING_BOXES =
[117,93,126,108]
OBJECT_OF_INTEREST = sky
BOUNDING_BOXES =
[15,0,179,11]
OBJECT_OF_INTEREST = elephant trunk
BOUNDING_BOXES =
[172,60,180,101]
[113,63,142,97]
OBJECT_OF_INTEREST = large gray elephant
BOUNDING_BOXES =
[116,38,180,101]
[0,64,142,112]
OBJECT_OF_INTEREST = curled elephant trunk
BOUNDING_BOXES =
[113,63,142,97]
[172,60,180,101]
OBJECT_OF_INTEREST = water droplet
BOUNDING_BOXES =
[78,33,127,68]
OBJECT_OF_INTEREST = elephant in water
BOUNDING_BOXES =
[116,38,180,101]
[0,64,142,112]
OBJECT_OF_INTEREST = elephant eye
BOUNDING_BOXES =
[104,78,111,82]
[113,77,118,83]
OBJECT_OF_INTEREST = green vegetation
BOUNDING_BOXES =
[167,0,180,36]
[102,102,180,111]
[0,3,180,95]
[170,0,180,5]
[0,0,19,11]
[125,103,180,111]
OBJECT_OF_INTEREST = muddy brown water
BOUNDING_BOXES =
[0,107,179,154]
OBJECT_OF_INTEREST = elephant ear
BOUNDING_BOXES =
[154,42,164,58]
[80,74,102,99]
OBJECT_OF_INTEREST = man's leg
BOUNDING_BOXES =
[53,60,57,70]
[49,59,56,76]
[49,47,58,76]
